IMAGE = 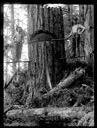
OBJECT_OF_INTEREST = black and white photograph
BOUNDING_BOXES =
[3,4,94,126]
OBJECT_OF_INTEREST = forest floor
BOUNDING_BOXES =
[4,65,94,127]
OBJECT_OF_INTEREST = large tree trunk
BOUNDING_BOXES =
[27,5,66,100]
[84,5,94,63]
[27,4,44,35]
[79,5,85,25]
[79,5,94,76]
[28,5,44,72]
[63,5,73,60]
[78,5,94,65]
[79,5,94,63]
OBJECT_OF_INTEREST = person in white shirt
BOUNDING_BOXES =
[13,26,26,61]
[65,17,86,58]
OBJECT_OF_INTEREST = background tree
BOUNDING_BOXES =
[4,4,13,83]
[79,5,94,64]
[10,4,16,72]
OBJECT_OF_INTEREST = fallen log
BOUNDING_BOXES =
[5,107,86,126]
[42,67,85,98]
[4,107,94,126]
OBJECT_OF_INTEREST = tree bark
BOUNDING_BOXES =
[79,5,94,65]
[79,5,85,25]
[83,5,94,67]
[79,5,94,59]
[27,5,66,99]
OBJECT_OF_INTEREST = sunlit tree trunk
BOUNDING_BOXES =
[10,4,16,72]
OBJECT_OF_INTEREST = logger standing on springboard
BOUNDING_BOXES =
[65,16,86,58]
[13,26,26,62]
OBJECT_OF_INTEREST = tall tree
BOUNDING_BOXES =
[79,5,94,63]
[10,4,16,72]
[79,5,85,25]
[63,5,74,59]
[27,4,65,103]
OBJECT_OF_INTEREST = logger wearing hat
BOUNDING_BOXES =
[13,25,26,61]
[65,16,86,58]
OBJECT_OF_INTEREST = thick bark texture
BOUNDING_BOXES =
[79,5,94,65]
[28,5,65,97]
[84,5,94,64]
[29,31,65,91]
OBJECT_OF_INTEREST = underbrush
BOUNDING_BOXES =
[4,69,94,126]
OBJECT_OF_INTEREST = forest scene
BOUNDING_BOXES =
[3,4,94,126]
